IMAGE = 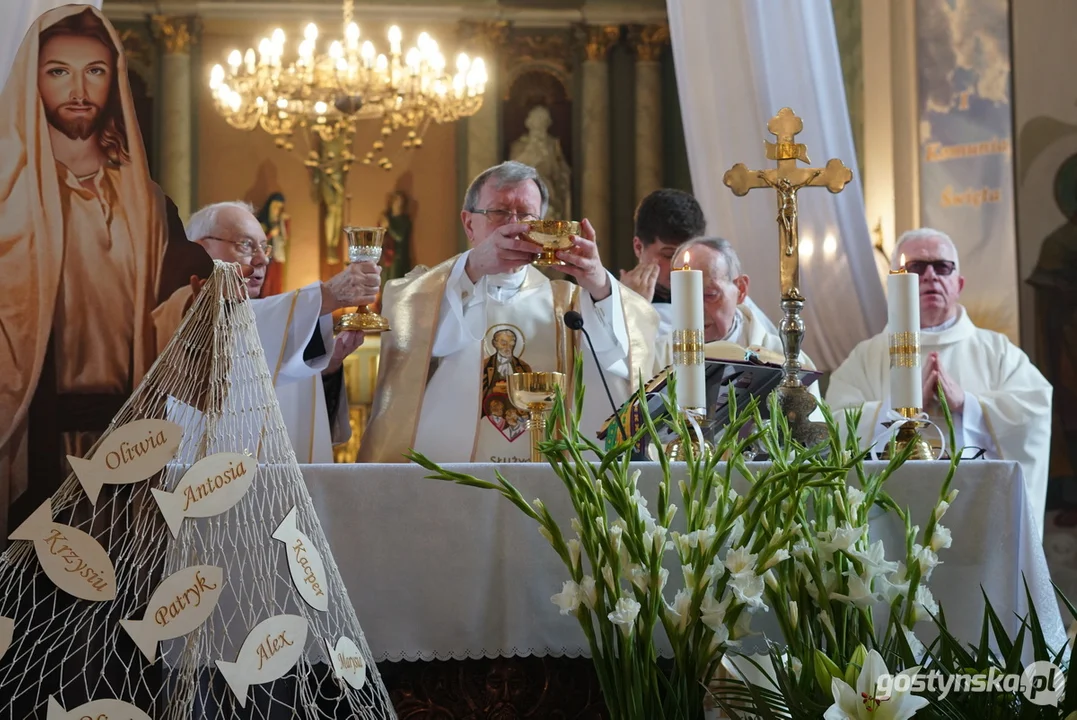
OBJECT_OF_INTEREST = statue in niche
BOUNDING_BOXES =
[255,192,289,296]
[509,105,572,221]
[378,190,413,282]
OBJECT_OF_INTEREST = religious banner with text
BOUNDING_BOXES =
[916,0,1018,341]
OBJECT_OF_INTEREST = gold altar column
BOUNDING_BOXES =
[581,26,619,261]
[630,25,668,205]
[459,22,508,188]
[151,16,199,219]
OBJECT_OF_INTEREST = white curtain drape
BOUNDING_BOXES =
[0,1,101,86]
[667,0,886,372]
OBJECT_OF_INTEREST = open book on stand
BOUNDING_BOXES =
[598,342,823,460]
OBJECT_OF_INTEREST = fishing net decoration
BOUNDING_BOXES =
[0,261,395,719]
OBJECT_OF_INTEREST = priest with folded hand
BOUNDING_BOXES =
[826,228,1053,537]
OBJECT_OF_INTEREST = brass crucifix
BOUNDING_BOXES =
[723,108,852,303]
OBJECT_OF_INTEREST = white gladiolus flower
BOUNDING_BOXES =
[608,522,624,551]
[571,517,584,537]
[652,525,669,555]
[725,547,758,576]
[830,573,878,609]
[666,588,693,630]
[608,597,641,636]
[764,569,779,592]
[792,538,812,559]
[602,565,617,593]
[788,601,799,630]
[567,539,581,572]
[913,544,940,580]
[538,525,554,544]
[878,563,910,604]
[903,627,926,663]
[730,572,766,612]
[818,523,867,556]
[658,567,670,590]
[682,565,698,591]
[697,525,718,552]
[933,500,950,521]
[629,564,649,592]
[580,576,598,609]
[912,584,939,623]
[551,580,581,615]
[732,608,754,639]
[946,488,959,504]
[929,524,952,552]
[701,593,731,632]
[824,649,928,720]
[728,515,746,546]
[852,539,899,578]
[532,498,545,511]
[629,469,642,489]
[762,548,791,571]
[845,486,865,510]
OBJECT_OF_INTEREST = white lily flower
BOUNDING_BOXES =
[567,539,581,572]
[830,572,878,609]
[580,575,598,609]
[725,547,758,576]
[551,580,581,615]
[608,597,641,636]
[929,524,952,552]
[824,649,928,720]
[730,572,766,612]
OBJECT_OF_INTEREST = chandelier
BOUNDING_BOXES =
[208,0,487,170]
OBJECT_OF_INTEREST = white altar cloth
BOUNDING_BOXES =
[303,461,1063,662]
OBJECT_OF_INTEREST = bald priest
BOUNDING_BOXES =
[826,228,1052,537]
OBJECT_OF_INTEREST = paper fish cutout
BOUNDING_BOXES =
[120,565,224,662]
[0,616,13,663]
[151,452,256,537]
[216,614,309,708]
[326,636,367,690]
[272,507,329,612]
[47,696,151,720]
[9,500,116,601]
[67,419,182,505]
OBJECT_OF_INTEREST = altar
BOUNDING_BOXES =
[304,460,1062,715]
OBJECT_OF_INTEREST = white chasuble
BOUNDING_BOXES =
[412,254,631,463]
[826,306,1052,538]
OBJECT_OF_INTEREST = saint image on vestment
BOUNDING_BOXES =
[0,5,211,537]
[481,325,533,436]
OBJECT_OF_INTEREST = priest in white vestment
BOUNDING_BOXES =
[826,228,1053,537]
[359,161,660,463]
[619,189,778,338]
[157,201,377,462]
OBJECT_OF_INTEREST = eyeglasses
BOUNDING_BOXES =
[204,236,273,259]
[905,260,956,276]
[471,208,540,224]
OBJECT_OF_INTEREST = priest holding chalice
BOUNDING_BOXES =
[359,161,660,463]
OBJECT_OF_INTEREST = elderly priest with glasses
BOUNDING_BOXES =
[359,161,660,463]
[157,201,379,462]
[826,228,1052,537]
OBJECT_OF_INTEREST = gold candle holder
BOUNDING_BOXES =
[521,220,580,268]
[665,408,713,461]
[508,371,567,462]
[881,407,938,461]
[335,226,391,334]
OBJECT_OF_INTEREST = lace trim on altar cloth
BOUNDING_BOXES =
[374,646,678,662]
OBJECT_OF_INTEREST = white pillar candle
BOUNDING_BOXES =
[888,254,921,410]
[671,257,706,411]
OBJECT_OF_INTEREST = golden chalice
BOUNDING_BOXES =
[522,220,580,268]
[335,226,391,334]
[507,371,567,462]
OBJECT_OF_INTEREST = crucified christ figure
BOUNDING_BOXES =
[757,170,823,256]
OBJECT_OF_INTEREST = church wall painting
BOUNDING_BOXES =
[914,0,1019,343]
[0,5,213,537]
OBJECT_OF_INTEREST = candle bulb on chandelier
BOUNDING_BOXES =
[346,22,360,49]
[888,253,922,412]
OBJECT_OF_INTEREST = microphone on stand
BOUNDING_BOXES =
[563,310,628,442]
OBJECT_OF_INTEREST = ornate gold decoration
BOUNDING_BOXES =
[151,16,200,55]
[522,220,579,267]
[672,330,704,366]
[888,331,921,369]
[502,29,576,94]
[628,24,669,62]
[583,25,620,62]
[457,20,509,57]
[118,28,155,72]
[723,108,854,447]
